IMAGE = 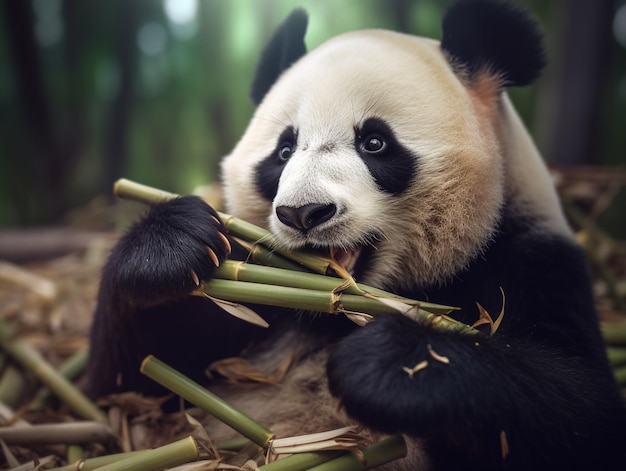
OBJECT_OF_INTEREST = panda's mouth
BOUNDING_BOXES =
[329,246,363,275]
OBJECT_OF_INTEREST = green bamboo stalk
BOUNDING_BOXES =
[113,179,353,280]
[204,279,473,334]
[0,321,107,423]
[0,421,113,444]
[215,261,360,295]
[141,355,274,448]
[0,364,29,408]
[607,347,626,367]
[94,436,198,471]
[233,238,309,272]
[50,450,151,471]
[613,365,626,387]
[29,347,89,409]
[601,322,626,346]
[214,436,250,452]
[258,451,344,471]
[67,444,84,464]
[305,435,406,471]
[216,261,456,315]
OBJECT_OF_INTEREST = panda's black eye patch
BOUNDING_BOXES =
[355,118,416,195]
[255,126,297,200]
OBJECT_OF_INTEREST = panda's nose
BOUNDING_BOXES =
[276,203,337,232]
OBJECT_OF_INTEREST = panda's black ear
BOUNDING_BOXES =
[441,0,545,87]
[250,9,308,105]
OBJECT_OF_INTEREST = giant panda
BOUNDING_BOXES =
[86,1,626,470]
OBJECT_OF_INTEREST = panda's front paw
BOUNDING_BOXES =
[327,314,451,436]
[103,195,231,306]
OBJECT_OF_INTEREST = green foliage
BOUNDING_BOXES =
[0,0,624,229]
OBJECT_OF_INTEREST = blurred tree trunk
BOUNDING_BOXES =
[539,0,615,166]
[385,0,414,33]
[103,0,138,197]
[3,0,64,220]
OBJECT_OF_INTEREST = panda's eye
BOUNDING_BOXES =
[278,143,293,161]
[278,142,293,162]
[362,135,386,154]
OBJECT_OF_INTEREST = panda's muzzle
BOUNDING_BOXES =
[275,203,364,274]
[275,203,337,233]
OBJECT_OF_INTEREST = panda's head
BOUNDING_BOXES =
[222,1,565,290]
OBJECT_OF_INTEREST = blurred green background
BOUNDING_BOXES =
[1,0,625,232]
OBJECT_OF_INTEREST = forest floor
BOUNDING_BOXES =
[0,168,625,470]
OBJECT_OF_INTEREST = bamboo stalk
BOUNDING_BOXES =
[602,322,626,346]
[305,435,406,471]
[259,451,344,471]
[0,421,113,444]
[214,436,250,452]
[94,436,198,471]
[140,355,274,448]
[0,321,107,423]
[607,347,626,367]
[234,238,308,272]
[67,444,84,464]
[215,261,352,293]
[0,364,29,409]
[114,179,462,317]
[204,279,473,334]
[113,179,353,281]
[216,261,456,316]
[29,347,89,409]
[613,365,626,387]
[50,450,151,471]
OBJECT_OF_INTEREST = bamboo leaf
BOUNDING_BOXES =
[199,292,269,328]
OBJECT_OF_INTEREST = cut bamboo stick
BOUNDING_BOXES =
[50,450,151,471]
[0,364,29,409]
[259,451,344,471]
[0,321,107,423]
[29,347,89,409]
[204,279,473,334]
[94,436,198,471]
[304,435,406,471]
[140,355,274,448]
[0,421,113,444]
[602,322,626,346]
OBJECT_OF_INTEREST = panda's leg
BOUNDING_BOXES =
[85,196,261,398]
[327,314,626,470]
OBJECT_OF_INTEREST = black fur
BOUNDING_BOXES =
[354,118,417,195]
[85,196,269,397]
[249,9,308,105]
[441,0,545,86]
[255,126,297,200]
[327,207,626,470]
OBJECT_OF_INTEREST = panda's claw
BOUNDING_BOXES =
[190,270,201,287]
[206,247,221,267]
[218,231,232,255]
